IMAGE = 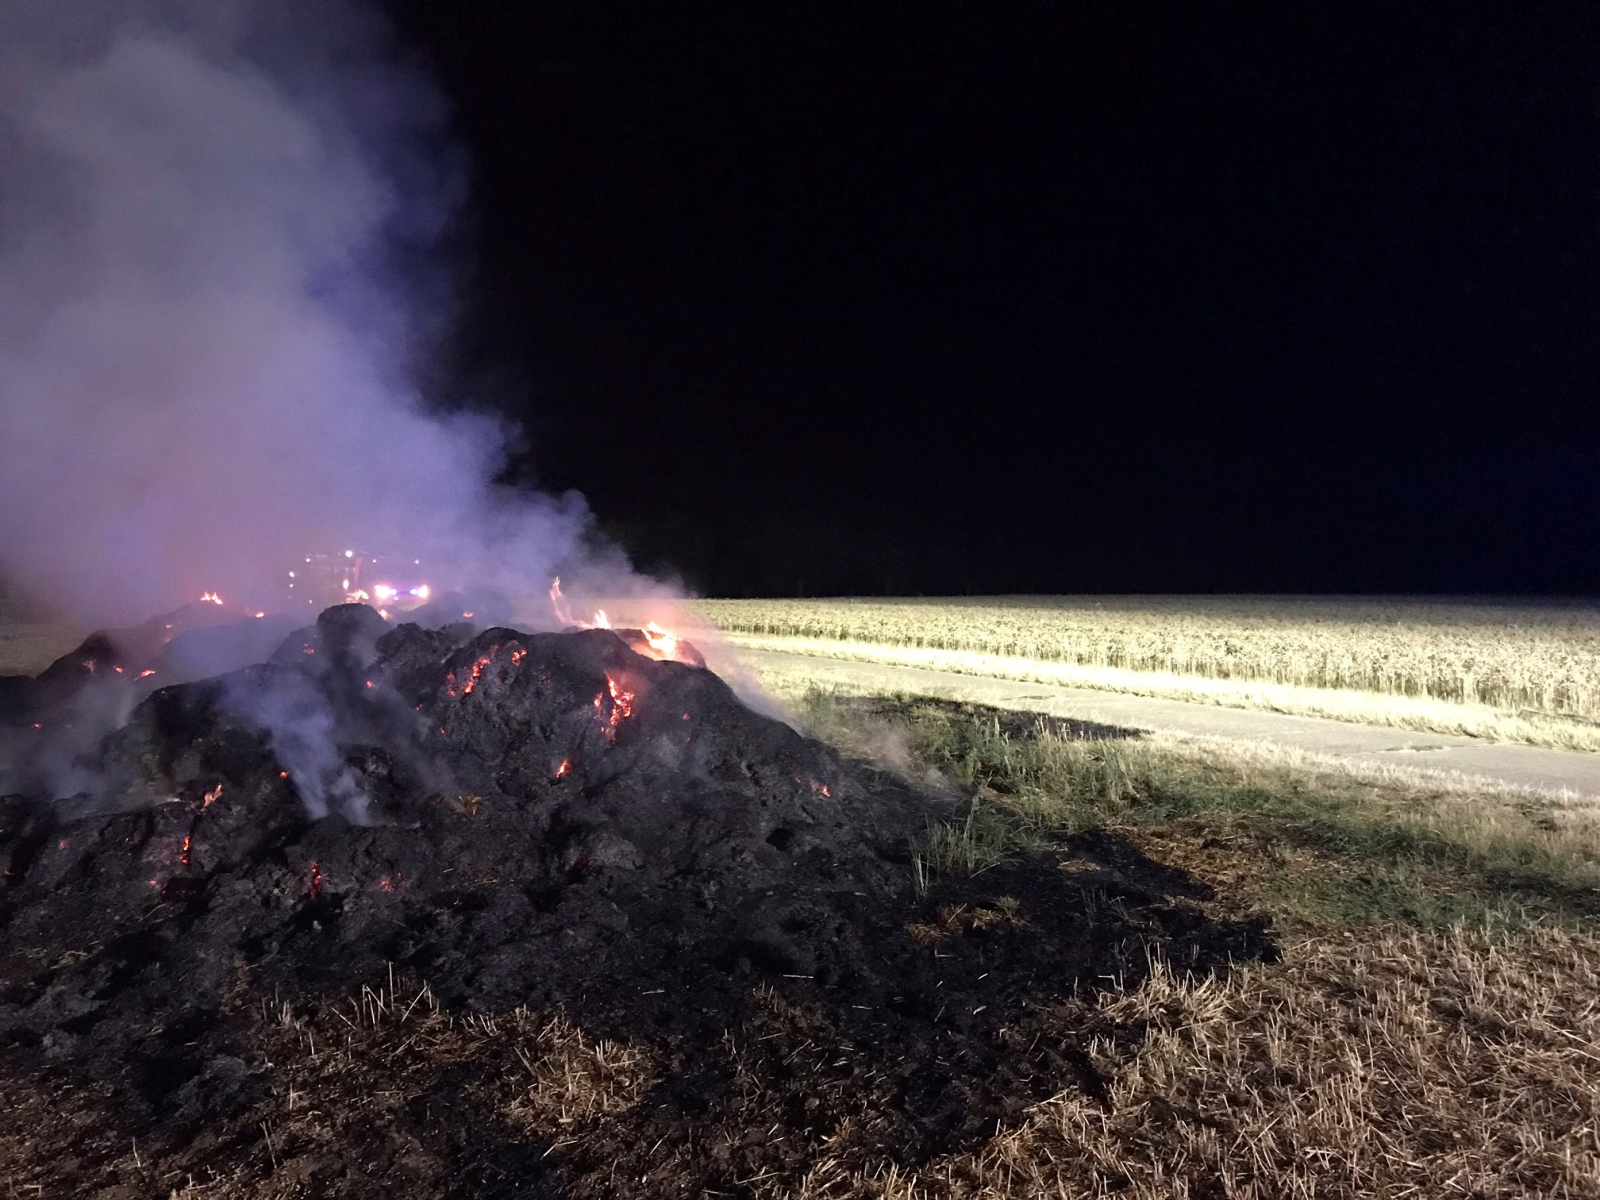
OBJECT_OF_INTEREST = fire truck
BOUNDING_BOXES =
[287,551,432,616]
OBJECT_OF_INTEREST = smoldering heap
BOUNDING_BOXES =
[0,604,1273,1184]
[2,602,927,1005]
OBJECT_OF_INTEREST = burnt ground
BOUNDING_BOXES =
[0,605,1275,1197]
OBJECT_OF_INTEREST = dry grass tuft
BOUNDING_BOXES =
[506,1013,659,1134]
[905,900,1027,944]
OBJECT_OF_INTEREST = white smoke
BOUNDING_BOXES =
[0,0,626,627]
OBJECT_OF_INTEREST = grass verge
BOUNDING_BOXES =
[792,686,1600,929]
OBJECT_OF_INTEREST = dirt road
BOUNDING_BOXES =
[740,647,1600,800]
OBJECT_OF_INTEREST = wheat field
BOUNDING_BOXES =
[689,596,1600,749]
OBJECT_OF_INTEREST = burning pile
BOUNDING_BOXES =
[0,603,1273,1184]
[0,602,942,1055]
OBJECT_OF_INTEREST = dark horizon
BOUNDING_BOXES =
[385,2,1599,598]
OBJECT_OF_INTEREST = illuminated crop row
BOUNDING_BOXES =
[691,596,1600,717]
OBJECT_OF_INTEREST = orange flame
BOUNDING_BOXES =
[549,577,577,624]
[556,758,571,778]
[138,668,156,679]
[202,783,223,808]
[595,671,635,744]
[550,578,610,630]
[642,621,680,660]
[461,646,501,695]
[200,592,223,605]
[179,834,191,866]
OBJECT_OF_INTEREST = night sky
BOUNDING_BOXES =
[385,2,1598,597]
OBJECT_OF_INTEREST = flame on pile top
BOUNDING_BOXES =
[200,591,223,605]
[642,621,680,660]
[550,578,691,662]
[549,577,610,630]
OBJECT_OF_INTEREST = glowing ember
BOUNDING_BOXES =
[307,862,323,899]
[138,669,156,679]
[510,647,527,664]
[556,758,571,778]
[202,783,223,808]
[200,592,223,605]
[112,665,123,674]
[179,835,191,866]
[594,672,635,744]
[460,646,501,696]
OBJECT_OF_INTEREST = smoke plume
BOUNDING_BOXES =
[0,0,623,627]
